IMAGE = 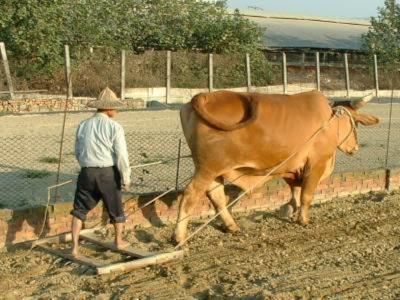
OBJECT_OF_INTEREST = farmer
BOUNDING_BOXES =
[71,87,131,257]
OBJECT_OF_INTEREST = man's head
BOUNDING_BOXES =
[87,87,125,113]
[97,108,117,118]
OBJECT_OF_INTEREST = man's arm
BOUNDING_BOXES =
[75,125,81,162]
[114,125,131,190]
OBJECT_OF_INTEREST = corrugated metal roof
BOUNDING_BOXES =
[237,11,371,50]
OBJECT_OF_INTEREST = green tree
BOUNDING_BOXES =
[0,0,271,91]
[362,0,400,64]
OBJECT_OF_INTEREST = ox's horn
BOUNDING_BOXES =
[350,93,374,109]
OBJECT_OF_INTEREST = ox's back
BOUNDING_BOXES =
[181,90,336,172]
[183,90,333,143]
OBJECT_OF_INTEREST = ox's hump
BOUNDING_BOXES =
[191,91,259,131]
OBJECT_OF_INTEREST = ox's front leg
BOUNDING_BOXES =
[298,162,326,225]
[207,179,239,233]
[174,174,213,245]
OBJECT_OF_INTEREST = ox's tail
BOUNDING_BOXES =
[191,92,259,131]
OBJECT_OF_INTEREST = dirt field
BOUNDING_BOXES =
[0,190,399,299]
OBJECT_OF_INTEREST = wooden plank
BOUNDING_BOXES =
[97,250,184,275]
[120,50,126,100]
[0,42,15,99]
[246,53,251,92]
[80,232,154,258]
[209,53,213,92]
[166,50,171,103]
[32,227,101,246]
[315,52,321,91]
[64,45,73,99]
[37,243,104,268]
[374,54,379,97]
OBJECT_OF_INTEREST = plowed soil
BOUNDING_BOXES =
[0,191,399,299]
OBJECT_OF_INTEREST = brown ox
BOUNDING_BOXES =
[175,90,379,244]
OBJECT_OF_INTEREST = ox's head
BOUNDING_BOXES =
[333,94,379,155]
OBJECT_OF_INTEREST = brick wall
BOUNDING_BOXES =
[0,168,398,249]
[0,97,145,113]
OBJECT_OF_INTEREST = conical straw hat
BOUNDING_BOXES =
[87,87,125,109]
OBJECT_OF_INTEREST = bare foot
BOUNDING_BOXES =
[71,247,80,258]
[115,240,130,250]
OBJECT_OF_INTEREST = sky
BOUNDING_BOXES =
[226,0,386,19]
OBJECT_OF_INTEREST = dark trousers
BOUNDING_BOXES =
[71,166,126,224]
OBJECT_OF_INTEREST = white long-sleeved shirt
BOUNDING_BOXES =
[75,113,131,185]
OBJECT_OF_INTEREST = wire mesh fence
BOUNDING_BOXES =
[0,131,194,210]
[1,107,399,211]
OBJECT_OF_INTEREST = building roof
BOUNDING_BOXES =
[237,10,371,51]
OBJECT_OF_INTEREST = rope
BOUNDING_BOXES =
[333,106,357,147]
[174,111,345,249]
[123,176,193,220]
[130,155,192,169]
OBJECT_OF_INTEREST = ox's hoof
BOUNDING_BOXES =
[225,223,240,233]
[279,203,294,219]
[296,215,309,226]
[173,232,187,246]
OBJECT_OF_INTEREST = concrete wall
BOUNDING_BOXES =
[1,168,399,249]
[125,85,395,103]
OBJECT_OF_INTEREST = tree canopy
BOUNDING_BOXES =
[362,0,400,65]
[0,0,262,74]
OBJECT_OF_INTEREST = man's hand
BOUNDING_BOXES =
[121,182,131,192]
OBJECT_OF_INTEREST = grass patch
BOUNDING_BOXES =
[22,169,51,179]
[39,156,60,164]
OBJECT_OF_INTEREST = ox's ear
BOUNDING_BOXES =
[353,113,379,126]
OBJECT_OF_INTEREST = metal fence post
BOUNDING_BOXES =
[0,42,15,99]
[175,138,182,191]
[315,52,321,91]
[282,52,287,94]
[301,52,305,72]
[209,53,213,92]
[64,45,73,99]
[246,53,251,92]
[166,50,171,104]
[374,54,379,97]
[121,49,126,100]
[344,53,350,98]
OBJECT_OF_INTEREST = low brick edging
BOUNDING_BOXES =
[0,168,399,249]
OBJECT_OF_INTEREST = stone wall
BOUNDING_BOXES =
[1,168,399,249]
[0,97,145,113]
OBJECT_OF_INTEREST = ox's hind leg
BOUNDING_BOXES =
[279,180,301,220]
[174,173,214,245]
[207,178,239,233]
